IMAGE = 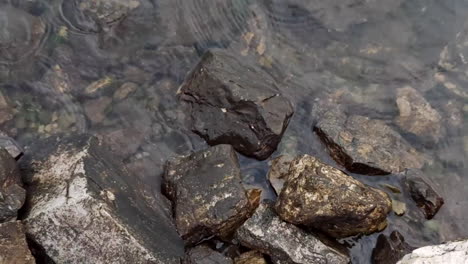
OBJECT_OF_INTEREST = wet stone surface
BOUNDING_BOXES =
[234,251,267,264]
[23,134,184,264]
[371,231,415,264]
[267,155,293,195]
[236,202,350,264]
[0,148,25,222]
[0,131,24,160]
[163,144,260,245]
[179,49,294,160]
[402,169,444,220]
[275,155,391,238]
[313,105,425,175]
[183,245,233,264]
[0,221,35,264]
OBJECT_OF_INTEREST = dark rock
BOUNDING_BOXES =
[402,170,444,219]
[313,105,425,175]
[183,245,233,264]
[0,221,35,264]
[371,231,415,264]
[0,132,24,160]
[179,49,294,160]
[234,251,267,264]
[0,148,26,222]
[267,155,293,195]
[395,86,443,144]
[236,202,350,264]
[23,135,184,263]
[275,155,391,238]
[163,144,260,245]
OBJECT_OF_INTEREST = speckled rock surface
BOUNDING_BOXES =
[313,106,425,175]
[163,144,260,245]
[236,202,350,264]
[183,245,233,264]
[267,155,293,195]
[234,251,267,264]
[275,155,391,238]
[395,86,443,144]
[402,170,444,220]
[23,135,184,264]
[0,221,35,264]
[0,148,26,222]
[179,49,294,160]
[372,231,415,264]
[0,132,24,160]
[397,240,468,264]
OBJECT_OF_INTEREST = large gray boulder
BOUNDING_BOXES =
[22,135,184,263]
[398,240,468,264]
[0,148,26,222]
[179,49,294,160]
[0,221,35,264]
[275,155,391,238]
[163,145,260,245]
[236,202,350,264]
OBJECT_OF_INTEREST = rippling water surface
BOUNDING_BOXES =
[1,0,468,262]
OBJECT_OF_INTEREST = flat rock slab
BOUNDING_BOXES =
[402,170,444,220]
[0,148,26,222]
[0,221,35,264]
[23,135,184,264]
[398,240,468,264]
[163,144,259,245]
[183,245,233,264]
[313,106,425,175]
[275,155,391,238]
[236,202,350,264]
[372,231,415,264]
[179,49,294,160]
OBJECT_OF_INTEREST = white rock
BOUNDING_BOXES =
[398,240,468,264]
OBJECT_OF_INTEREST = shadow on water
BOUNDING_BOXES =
[1,0,468,263]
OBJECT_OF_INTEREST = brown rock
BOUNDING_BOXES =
[0,221,35,264]
[83,97,112,124]
[395,86,443,143]
[275,155,392,238]
[234,251,266,264]
[314,106,425,175]
[267,155,293,195]
[371,231,415,264]
[0,148,26,222]
[163,145,260,245]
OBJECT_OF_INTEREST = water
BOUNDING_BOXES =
[1,0,467,262]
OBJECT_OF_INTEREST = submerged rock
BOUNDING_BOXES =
[163,144,260,245]
[183,245,233,264]
[0,132,23,160]
[0,221,35,264]
[179,49,294,160]
[236,202,350,264]
[371,231,415,264]
[267,155,293,195]
[275,155,391,238]
[313,106,424,175]
[402,170,444,220]
[395,86,442,144]
[398,239,468,264]
[23,135,184,263]
[234,251,267,264]
[0,148,26,222]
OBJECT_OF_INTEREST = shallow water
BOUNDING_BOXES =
[0,0,467,263]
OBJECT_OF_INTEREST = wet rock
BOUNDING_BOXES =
[398,239,468,264]
[179,49,294,160]
[0,148,26,222]
[371,231,415,264]
[402,170,444,219]
[83,96,112,124]
[23,135,184,263]
[313,106,425,175]
[395,86,442,144]
[0,90,14,125]
[267,155,293,195]
[236,202,350,264]
[275,155,391,238]
[113,82,138,100]
[0,221,35,264]
[392,200,406,216]
[163,144,260,245]
[0,132,23,160]
[234,251,267,264]
[183,245,233,264]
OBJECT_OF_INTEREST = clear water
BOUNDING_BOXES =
[1,0,467,263]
